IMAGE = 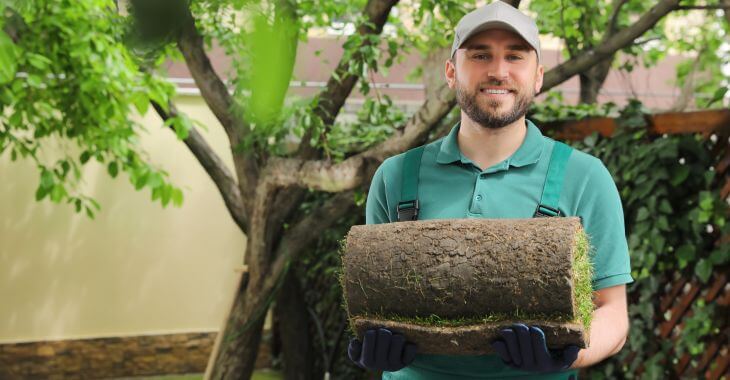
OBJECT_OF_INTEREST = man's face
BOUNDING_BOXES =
[445,28,544,129]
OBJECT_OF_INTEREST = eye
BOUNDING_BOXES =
[507,55,523,61]
[473,53,491,60]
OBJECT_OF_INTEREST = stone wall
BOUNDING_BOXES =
[0,331,272,379]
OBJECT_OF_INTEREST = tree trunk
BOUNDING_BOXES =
[275,269,314,380]
[209,274,268,379]
[578,56,614,104]
[209,219,280,380]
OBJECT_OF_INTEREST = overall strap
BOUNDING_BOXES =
[397,145,426,221]
[534,141,573,217]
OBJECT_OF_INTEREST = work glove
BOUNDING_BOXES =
[347,327,417,372]
[491,323,580,373]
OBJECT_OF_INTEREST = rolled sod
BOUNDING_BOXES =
[341,217,593,355]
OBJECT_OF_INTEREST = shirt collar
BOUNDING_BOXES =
[436,119,545,168]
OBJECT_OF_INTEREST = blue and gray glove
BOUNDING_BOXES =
[491,323,580,373]
[347,328,417,372]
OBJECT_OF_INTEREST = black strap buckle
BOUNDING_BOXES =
[397,200,419,221]
[534,204,562,218]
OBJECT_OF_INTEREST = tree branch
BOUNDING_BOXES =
[176,9,245,147]
[607,0,629,36]
[559,0,579,58]
[176,6,259,222]
[265,81,455,192]
[296,0,400,158]
[152,101,248,233]
[264,190,358,307]
[2,6,25,43]
[542,0,681,92]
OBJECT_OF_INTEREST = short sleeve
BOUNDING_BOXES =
[577,161,634,290]
[366,163,391,225]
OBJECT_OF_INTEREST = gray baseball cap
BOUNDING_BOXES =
[451,1,541,63]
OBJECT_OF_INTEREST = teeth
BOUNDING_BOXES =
[483,89,509,94]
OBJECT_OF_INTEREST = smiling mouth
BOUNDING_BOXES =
[479,88,513,94]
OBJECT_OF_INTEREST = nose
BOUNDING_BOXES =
[487,56,509,82]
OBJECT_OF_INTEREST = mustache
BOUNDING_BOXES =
[476,80,516,92]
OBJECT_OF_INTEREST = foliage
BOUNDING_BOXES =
[295,192,366,379]
[0,0,183,216]
[529,0,730,108]
[669,6,730,108]
[324,96,407,161]
[529,0,663,63]
[569,100,729,378]
[529,90,620,122]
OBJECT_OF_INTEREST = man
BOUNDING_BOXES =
[347,1,632,379]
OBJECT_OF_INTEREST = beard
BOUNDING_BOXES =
[455,78,534,129]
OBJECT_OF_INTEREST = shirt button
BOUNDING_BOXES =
[476,195,483,201]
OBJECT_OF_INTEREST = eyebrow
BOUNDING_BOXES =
[464,44,531,52]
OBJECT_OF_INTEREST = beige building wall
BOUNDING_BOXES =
[0,95,246,343]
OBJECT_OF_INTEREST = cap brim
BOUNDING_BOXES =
[452,20,537,60]
[458,20,528,50]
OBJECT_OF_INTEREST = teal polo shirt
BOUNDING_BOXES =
[365,120,633,379]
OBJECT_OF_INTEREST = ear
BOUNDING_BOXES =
[534,63,544,94]
[445,57,457,89]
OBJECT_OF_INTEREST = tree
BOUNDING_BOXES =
[0,0,725,378]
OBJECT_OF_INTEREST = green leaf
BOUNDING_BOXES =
[80,151,91,164]
[705,87,727,108]
[171,188,183,207]
[658,199,672,214]
[146,172,163,188]
[26,74,42,88]
[698,210,711,223]
[699,191,713,211]
[35,186,48,201]
[40,169,54,189]
[670,165,690,186]
[709,248,729,265]
[151,186,161,201]
[131,92,150,115]
[636,207,650,222]
[676,245,695,262]
[173,115,191,140]
[27,53,52,70]
[134,171,149,190]
[107,162,119,178]
[0,30,18,84]
[50,184,66,202]
[694,259,712,283]
[160,185,172,207]
[88,198,101,211]
[85,205,95,219]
